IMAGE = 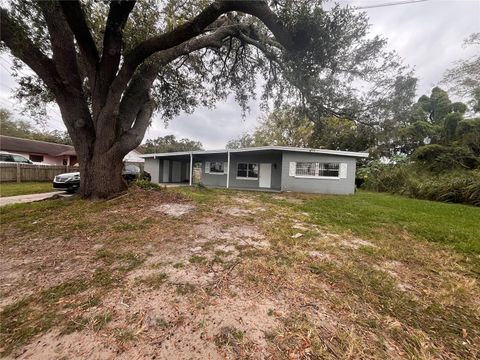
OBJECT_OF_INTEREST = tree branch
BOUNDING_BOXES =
[108,0,294,107]
[37,2,79,84]
[0,7,62,93]
[100,0,136,82]
[114,24,246,131]
[59,0,100,77]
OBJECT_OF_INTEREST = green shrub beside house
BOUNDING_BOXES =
[358,159,480,206]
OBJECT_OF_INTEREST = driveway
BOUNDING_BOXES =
[0,191,70,207]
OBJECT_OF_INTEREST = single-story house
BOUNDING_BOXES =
[0,135,77,165]
[0,135,145,167]
[141,146,368,194]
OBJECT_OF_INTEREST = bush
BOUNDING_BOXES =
[132,179,163,190]
[361,163,480,206]
[412,145,479,172]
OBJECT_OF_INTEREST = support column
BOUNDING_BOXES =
[226,151,230,189]
[189,153,193,186]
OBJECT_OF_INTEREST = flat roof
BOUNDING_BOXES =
[140,146,368,159]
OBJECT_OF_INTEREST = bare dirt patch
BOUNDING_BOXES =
[219,205,266,217]
[340,237,379,249]
[152,203,196,217]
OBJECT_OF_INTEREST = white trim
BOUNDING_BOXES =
[289,161,296,177]
[226,151,230,188]
[189,153,193,186]
[295,175,340,180]
[236,177,258,181]
[209,172,226,175]
[140,146,368,159]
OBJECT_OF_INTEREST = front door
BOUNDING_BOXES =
[259,163,272,188]
[163,160,170,182]
[172,161,181,182]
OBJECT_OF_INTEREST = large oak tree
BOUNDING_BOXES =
[1,0,404,198]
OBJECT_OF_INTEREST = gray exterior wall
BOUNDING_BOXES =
[146,150,359,194]
[229,152,282,190]
[199,152,282,190]
[144,158,160,183]
[200,154,228,187]
[280,151,357,194]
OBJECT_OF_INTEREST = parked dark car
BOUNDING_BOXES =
[53,165,151,193]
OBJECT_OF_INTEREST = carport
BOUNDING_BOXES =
[142,150,229,186]
[142,152,192,185]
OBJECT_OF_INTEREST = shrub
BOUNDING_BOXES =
[361,163,480,206]
[412,145,479,172]
[132,179,162,190]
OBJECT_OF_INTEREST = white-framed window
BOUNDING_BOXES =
[237,163,258,179]
[208,161,225,174]
[295,162,340,178]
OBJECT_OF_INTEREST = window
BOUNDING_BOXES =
[209,161,225,174]
[29,154,44,163]
[0,154,13,162]
[237,163,258,179]
[319,163,340,177]
[295,162,340,178]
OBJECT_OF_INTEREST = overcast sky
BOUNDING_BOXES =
[1,0,479,149]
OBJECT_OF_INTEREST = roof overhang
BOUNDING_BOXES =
[140,146,369,159]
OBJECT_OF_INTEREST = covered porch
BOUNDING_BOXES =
[143,149,282,191]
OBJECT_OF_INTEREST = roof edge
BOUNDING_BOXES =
[140,146,369,159]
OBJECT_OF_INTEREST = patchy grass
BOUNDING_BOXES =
[189,254,207,264]
[139,273,168,289]
[1,187,479,358]
[0,181,54,197]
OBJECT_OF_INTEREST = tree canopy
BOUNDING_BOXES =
[227,85,479,164]
[140,135,203,154]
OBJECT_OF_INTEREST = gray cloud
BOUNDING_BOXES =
[1,0,478,149]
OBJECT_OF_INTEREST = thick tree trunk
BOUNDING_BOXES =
[79,150,127,199]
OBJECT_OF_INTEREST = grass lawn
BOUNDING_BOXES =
[0,181,54,197]
[288,190,479,255]
[0,187,478,358]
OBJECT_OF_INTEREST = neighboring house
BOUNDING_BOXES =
[123,149,145,168]
[142,146,368,194]
[0,135,77,165]
[0,135,145,167]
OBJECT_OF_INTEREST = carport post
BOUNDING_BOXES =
[189,153,193,186]
[226,150,230,189]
